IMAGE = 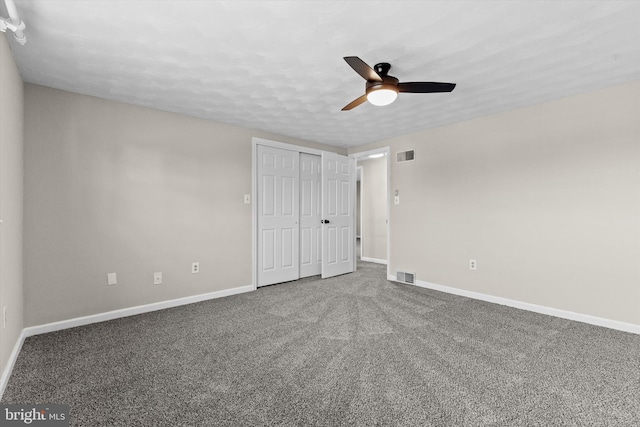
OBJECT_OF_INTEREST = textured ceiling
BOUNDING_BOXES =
[4,1,640,148]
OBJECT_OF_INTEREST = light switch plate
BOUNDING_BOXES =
[107,272,117,286]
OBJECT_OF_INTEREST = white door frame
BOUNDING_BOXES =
[349,147,391,279]
[252,137,323,290]
[356,165,363,259]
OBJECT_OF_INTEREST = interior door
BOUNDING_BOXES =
[299,153,322,278]
[321,151,356,278]
[257,145,299,287]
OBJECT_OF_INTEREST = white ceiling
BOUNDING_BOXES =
[4,1,640,148]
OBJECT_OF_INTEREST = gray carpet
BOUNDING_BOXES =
[3,261,639,426]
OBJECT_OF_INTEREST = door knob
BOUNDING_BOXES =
[321,219,330,224]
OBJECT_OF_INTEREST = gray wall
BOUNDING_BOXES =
[351,81,640,325]
[24,84,343,327]
[359,156,387,262]
[0,34,24,379]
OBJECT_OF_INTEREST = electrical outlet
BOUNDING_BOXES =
[3,306,6,329]
[107,272,117,286]
[244,194,251,204]
[192,262,199,274]
[154,272,162,285]
[469,260,477,270]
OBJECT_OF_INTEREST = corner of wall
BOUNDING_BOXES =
[0,32,25,399]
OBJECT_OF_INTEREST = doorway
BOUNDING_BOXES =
[351,147,390,278]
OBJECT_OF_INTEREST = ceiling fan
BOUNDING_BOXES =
[341,56,456,110]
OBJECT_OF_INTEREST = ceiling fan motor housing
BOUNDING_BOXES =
[367,63,398,95]
[366,75,399,95]
[374,62,392,76]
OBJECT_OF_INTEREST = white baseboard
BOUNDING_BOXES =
[388,275,640,335]
[2,285,254,399]
[361,257,387,265]
[23,285,254,337]
[0,329,26,400]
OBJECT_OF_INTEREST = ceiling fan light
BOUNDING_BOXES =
[366,86,398,106]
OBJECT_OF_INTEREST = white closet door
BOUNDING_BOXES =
[321,151,356,278]
[257,145,299,287]
[299,153,322,278]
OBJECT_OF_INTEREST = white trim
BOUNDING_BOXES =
[23,285,253,337]
[385,150,391,273]
[0,329,26,400]
[252,137,322,156]
[388,275,640,335]
[356,166,363,260]
[251,140,257,291]
[357,165,364,261]
[361,257,388,265]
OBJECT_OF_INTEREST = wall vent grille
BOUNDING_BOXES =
[396,150,415,163]
[396,271,415,284]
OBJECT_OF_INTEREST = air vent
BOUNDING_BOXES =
[396,271,415,285]
[396,150,415,163]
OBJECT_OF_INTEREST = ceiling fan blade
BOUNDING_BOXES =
[344,56,383,82]
[341,94,368,111]
[398,82,456,93]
